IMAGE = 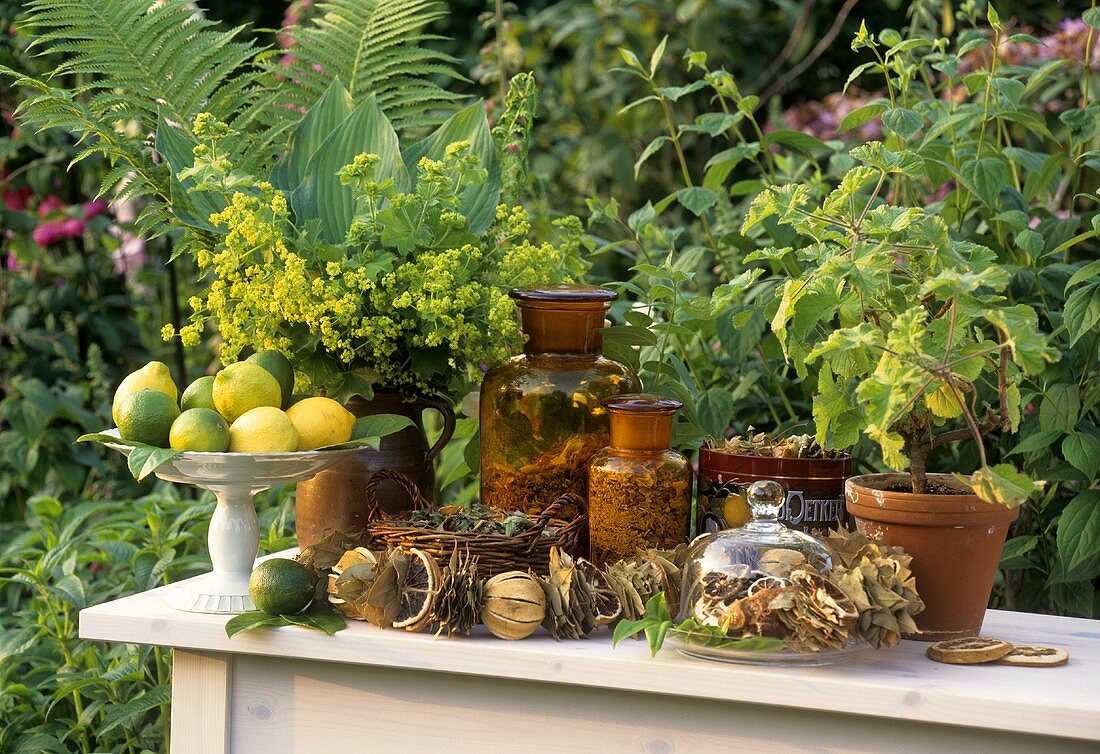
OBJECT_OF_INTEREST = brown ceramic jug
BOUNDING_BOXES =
[294,393,455,549]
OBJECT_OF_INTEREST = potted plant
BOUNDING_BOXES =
[742,141,1057,640]
[3,1,583,546]
[697,432,852,536]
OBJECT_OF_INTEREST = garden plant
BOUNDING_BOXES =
[0,0,1097,750]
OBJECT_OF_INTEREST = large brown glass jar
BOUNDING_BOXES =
[479,285,639,517]
[588,395,692,565]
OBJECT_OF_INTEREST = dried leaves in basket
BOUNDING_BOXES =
[824,529,925,647]
[405,502,551,538]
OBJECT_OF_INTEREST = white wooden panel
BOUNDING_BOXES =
[228,654,1096,754]
[171,649,232,754]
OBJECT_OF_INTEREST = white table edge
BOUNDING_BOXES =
[79,579,1100,745]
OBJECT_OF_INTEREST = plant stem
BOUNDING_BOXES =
[495,0,508,104]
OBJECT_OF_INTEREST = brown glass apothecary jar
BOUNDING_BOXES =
[588,395,692,565]
[479,285,640,517]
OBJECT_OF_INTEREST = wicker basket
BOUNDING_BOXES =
[363,469,587,577]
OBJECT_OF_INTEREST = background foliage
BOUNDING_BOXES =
[1,1,1097,751]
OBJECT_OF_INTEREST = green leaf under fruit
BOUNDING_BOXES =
[225,605,346,638]
[76,433,183,482]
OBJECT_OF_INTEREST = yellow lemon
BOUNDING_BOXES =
[116,389,180,447]
[112,361,177,426]
[213,362,283,423]
[285,397,356,451]
[169,408,230,452]
[722,492,752,528]
[228,406,298,453]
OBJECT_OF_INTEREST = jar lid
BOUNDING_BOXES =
[601,393,683,413]
[509,284,618,303]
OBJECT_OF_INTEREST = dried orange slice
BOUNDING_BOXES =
[392,548,441,632]
[926,636,1014,664]
[997,645,1069,667]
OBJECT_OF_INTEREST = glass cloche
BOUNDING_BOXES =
[678,479,833,625]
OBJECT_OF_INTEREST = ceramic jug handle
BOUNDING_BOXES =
[415,394,456,463]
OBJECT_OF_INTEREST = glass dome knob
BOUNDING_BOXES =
[747,479,785,526]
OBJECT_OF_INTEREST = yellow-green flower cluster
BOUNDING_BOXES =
[168,140,582,397]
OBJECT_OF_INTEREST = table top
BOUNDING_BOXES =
[80,561,1100,743]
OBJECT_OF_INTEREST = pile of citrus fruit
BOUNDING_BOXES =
[112,351,356,453]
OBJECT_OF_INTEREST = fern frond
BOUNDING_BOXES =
[21,0,267,140]
[276,0,465,132]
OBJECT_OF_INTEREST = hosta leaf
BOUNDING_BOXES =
[271,79,355,191]
[401,102,500,234]
[291,95,408,244]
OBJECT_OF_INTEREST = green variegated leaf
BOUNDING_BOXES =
[963,464,1043,507]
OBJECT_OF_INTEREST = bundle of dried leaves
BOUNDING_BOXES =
[537,548,621,640]
[432,548,484,637]
[824,529,925,647]
[603,546,688,621]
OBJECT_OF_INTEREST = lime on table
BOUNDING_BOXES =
[112,361,178,426]
[116,388,180,447]
[228,406,298,453]
[285,397,356,451]
[169,408,230,452]
[246,350,295,409]
[249,558,314,616]
[213,362,283,423]
[180,375,217,411]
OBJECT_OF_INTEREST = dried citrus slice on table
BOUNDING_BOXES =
[997,645,1069,667]
[926,636,1014,664]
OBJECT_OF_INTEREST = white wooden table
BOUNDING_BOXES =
[80,563,1100,754]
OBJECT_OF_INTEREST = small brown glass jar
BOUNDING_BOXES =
[587,395,693,565]
[479,285,639,517]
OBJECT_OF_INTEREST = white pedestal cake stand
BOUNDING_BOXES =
[104,431,360,614]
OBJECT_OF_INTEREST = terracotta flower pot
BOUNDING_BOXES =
[698,449,851,536]
[845,472,1019,642]
[294,393,455,550]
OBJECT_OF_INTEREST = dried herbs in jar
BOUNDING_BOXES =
[479,285,639,516]
[588,395,692,565]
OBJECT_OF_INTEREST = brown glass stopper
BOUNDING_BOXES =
[510,284,617,355]
[602,394,682,452]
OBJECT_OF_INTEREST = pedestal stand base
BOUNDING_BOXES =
[164,572,255,614]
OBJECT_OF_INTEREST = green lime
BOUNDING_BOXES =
[246,351,295,409]
[169,408,230,452]
[212,362,283,423]
[116,389,181,447]
[249,558,314,615]
[112,361,178,426]
[180,375,217,411]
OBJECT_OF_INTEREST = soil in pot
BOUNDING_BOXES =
[846,473,1018,641]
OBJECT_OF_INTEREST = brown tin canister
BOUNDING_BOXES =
[697,450,852,536]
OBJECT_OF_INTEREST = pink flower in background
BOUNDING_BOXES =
[32,217,84,246]
[780,90,884,142]
[3,186,30,211]
[82,199,109,219]
[37,194,65,217]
